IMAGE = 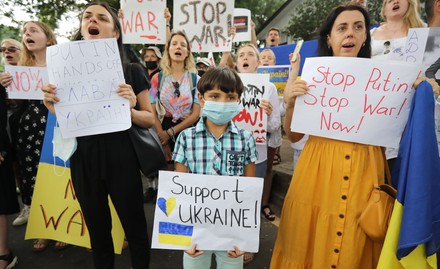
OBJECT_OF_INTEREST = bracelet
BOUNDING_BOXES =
[166,24,170,27]
[170,126,176,136]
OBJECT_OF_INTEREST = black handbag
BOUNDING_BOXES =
[125,63,167,176]
[128,124,167,177]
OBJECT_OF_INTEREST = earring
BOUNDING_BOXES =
[362,42,365,47]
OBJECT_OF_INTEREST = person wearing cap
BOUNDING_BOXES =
[196,57,212,77]
[142,46,162,81]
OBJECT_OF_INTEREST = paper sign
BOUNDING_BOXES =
[233,73,269,144]
[25,113,124,253]
[173,0,234,52]
[46,38,130,138]
[5,66,48,100]
[120,0,167,44]
[257,65,290,96]
[233,8,251,42]
[404,28,430,64]
[151,171,263,252]
[291,57,421,148]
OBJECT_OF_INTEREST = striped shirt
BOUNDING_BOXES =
[172,118,257,176]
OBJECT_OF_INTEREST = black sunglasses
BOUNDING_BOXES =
[0,47,20,53]
[172,81,180,97]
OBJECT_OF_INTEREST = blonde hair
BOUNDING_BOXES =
[160,30,196,76]
[380,0,424,32]
[18,21,57,66]
[237,43,260,60]
[1,38,21,49]
[260,49,276,64]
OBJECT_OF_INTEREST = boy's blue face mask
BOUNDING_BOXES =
[202,100,242,125]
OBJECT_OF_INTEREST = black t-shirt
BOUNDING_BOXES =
[125,63,150,95]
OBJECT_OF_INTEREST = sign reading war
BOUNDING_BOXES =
[291,57,421,148]
[173,0,234,52]
[120,0,167,44]
[47,38,130,138]
[152,171,263,252]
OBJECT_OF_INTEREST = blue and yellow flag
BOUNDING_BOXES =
[378,81,440,268]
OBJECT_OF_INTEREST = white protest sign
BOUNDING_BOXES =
[173,0,234,52]
[291,57,421,148]
[233,8,251,42]
[152,171,263,252]
[233,73,269,145]
[47,38,130,138]
[120,0,167,44]
[5,66,48,100]
[404,28,430,64]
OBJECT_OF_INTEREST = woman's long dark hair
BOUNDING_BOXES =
[317,3,371,58]
[72,2,127,66]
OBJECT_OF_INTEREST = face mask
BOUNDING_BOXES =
[202,101,242,125]
[145,61,158,70]
[52,126,77,175]
[198,70,206,77]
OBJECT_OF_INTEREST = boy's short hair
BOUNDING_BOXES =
[197,66,244,98]
[267,27,280,36]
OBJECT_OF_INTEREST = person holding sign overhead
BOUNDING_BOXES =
[271,3,383,268]
[42,2,151,268]
[149,30,201,170]
[172,66,257,269]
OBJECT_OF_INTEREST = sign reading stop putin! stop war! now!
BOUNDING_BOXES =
[291,57,421,148]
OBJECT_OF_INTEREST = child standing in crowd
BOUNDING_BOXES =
[173,66,257,269]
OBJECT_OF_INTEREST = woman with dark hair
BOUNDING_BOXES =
[271,3,382,269]
[42,2,153,268]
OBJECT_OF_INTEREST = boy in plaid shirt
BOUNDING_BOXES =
[172,66,257,269]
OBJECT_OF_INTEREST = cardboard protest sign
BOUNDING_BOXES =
[120,0,167,44]
[291,57,420,148]
[173,0,234,52]
[46,38,130,138]
[152,171,263,252]
[25,113,125,253]
[257,65,290,96]
[233,73,269,145]
[233,8,251,42]
[5,66,47,100]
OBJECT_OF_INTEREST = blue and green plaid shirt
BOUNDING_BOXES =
[172,118,257,176]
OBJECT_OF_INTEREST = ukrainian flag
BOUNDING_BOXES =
[158,222,194,247]
[378,81,440,268]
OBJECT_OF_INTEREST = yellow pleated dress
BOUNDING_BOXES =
[270,136,385,269]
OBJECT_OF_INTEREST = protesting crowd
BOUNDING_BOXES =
[1,0,440,269]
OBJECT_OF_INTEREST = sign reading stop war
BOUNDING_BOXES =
[5,66,47,100]
[46,38,130,138]
[291,57,421,148]
[120,0,167,44]
[173,0,234,52]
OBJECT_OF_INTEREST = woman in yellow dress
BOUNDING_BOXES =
[271,3,383,269]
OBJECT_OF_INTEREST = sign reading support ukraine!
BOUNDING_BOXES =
[152,171,263,252]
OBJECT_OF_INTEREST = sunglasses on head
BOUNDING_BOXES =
[172,81,180,97]
[0,47,20,53]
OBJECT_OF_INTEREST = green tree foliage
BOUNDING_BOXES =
[235,0,286,30]
[284,0,345,41]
